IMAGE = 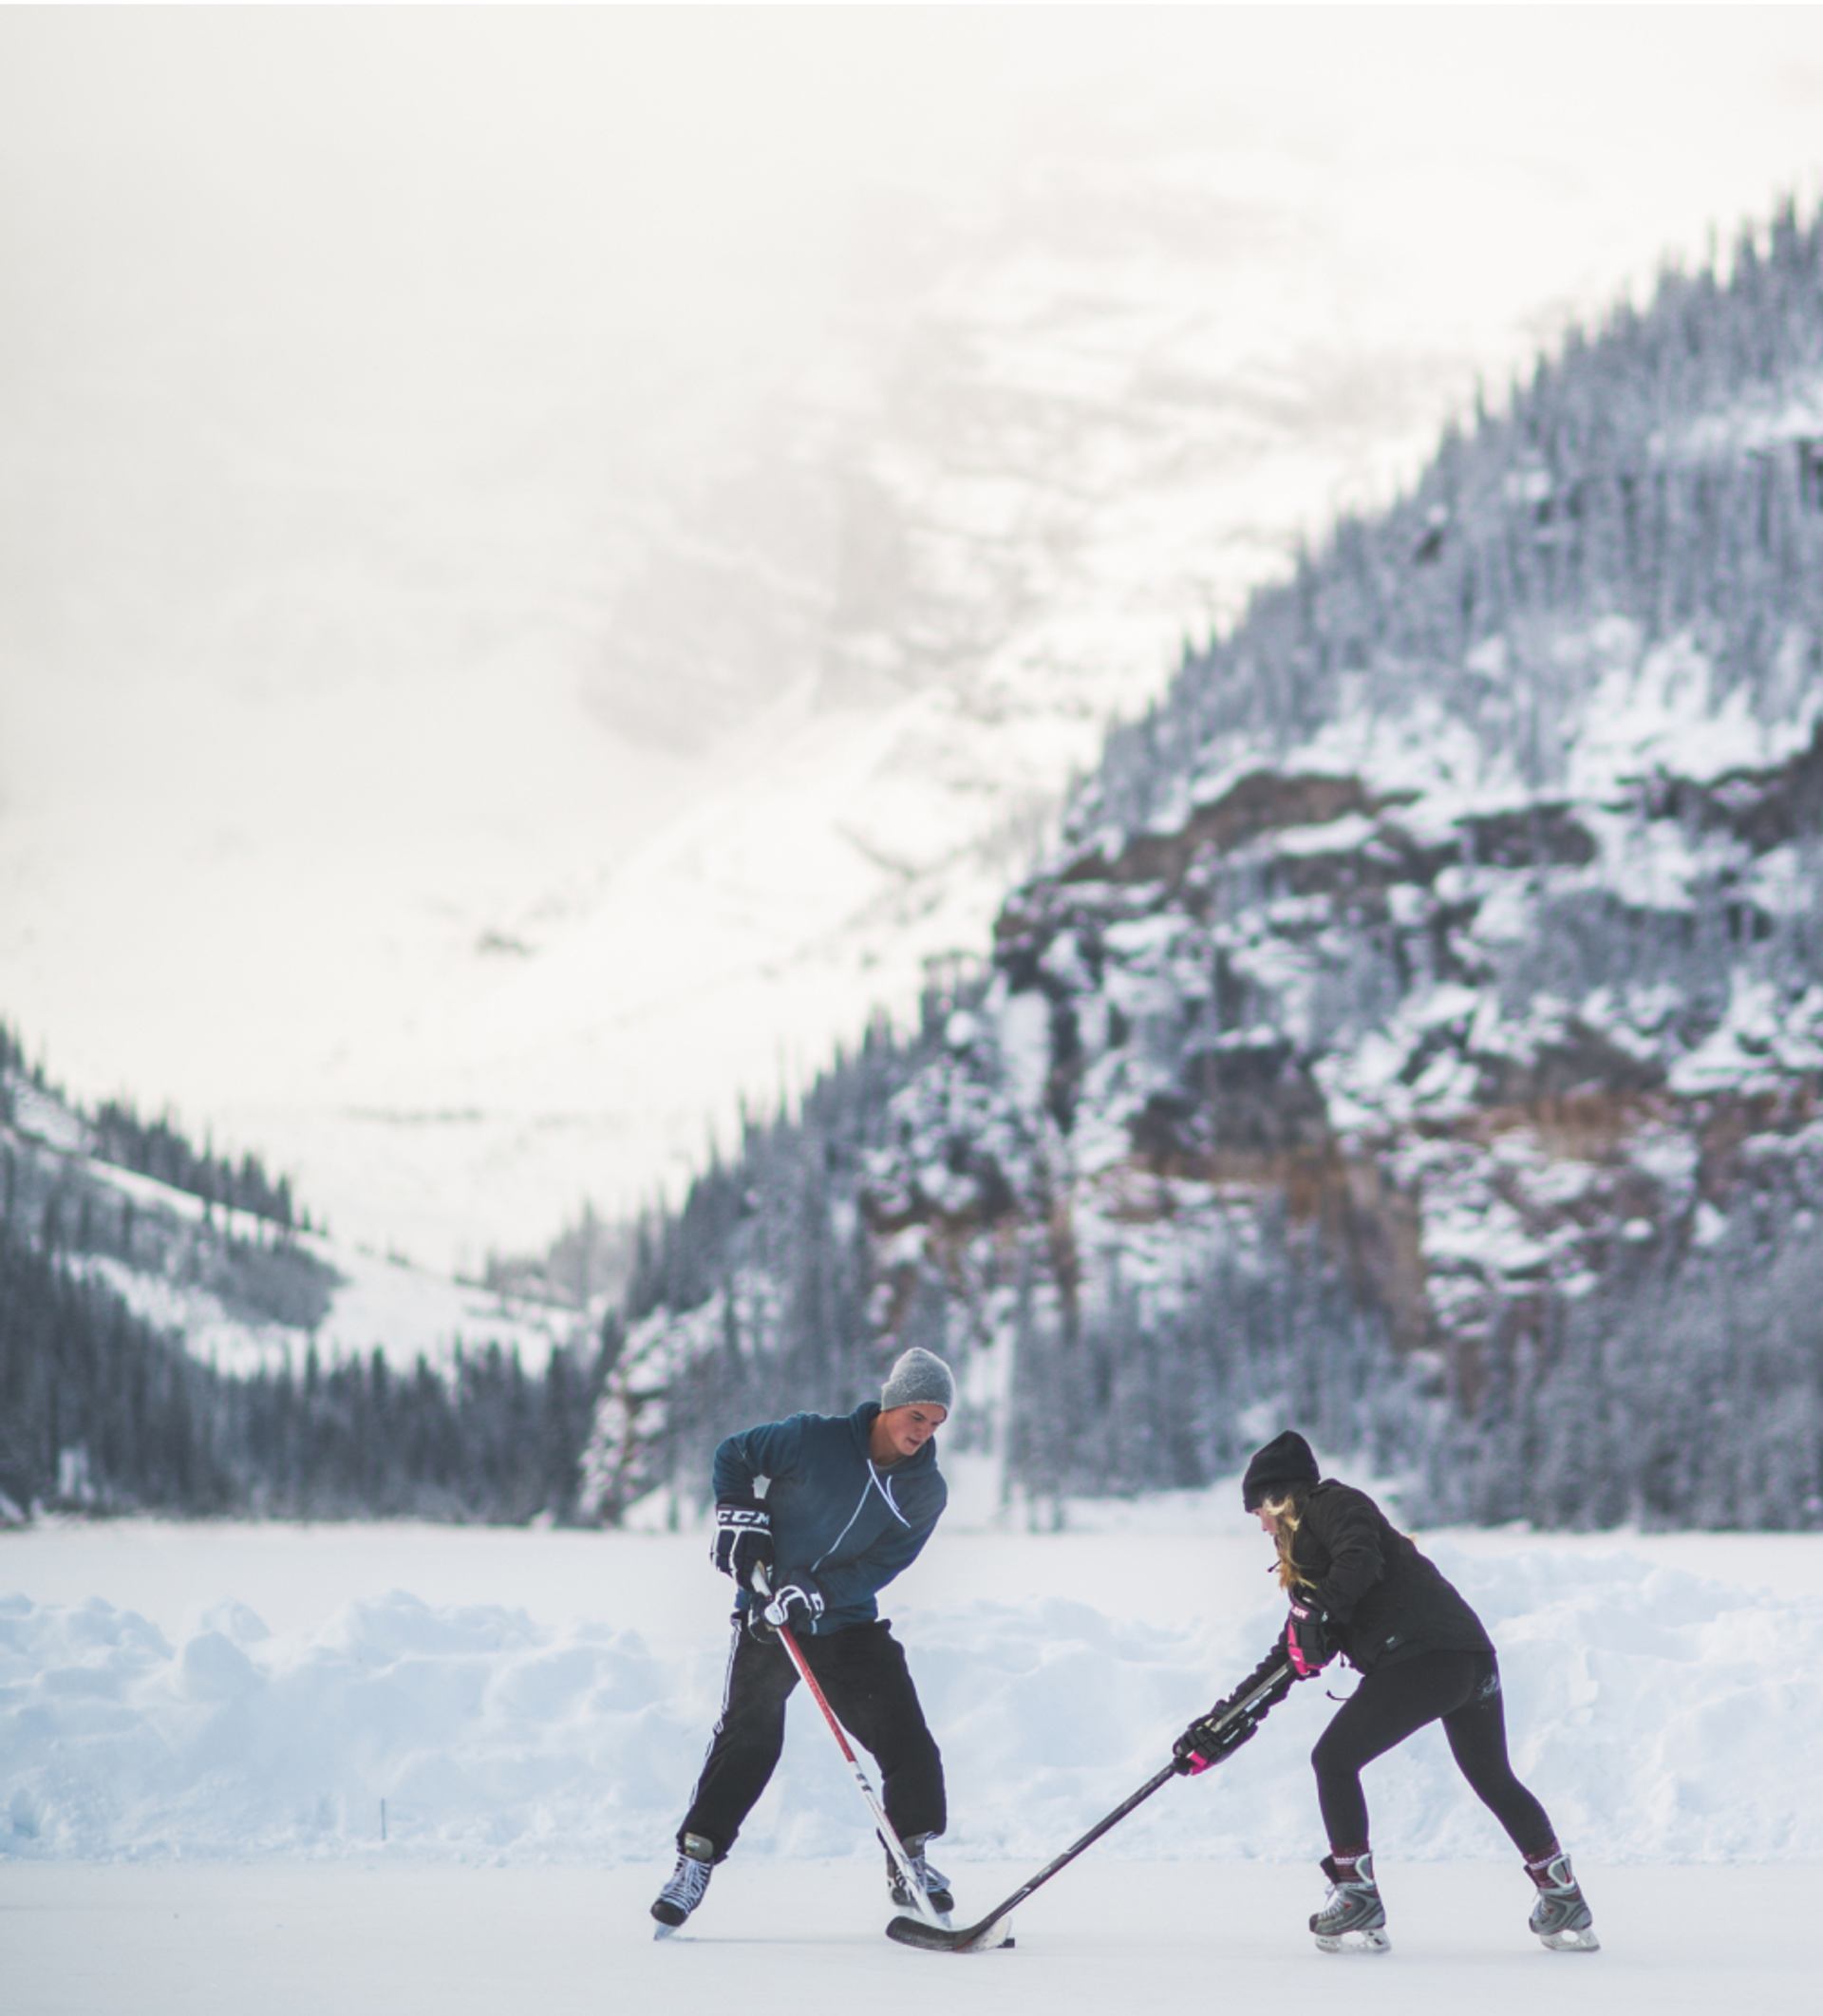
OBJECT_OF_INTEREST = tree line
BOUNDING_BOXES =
[2,1020,315,1231]
[0,1212,608,1522]
[1081,201,1823,846]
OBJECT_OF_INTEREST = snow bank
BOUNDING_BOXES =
[4,1544,1819,1867]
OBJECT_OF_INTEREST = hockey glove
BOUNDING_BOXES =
[758,1580,825,1639]
[1285,1589,1334,1678]
[1173,1695,1262,1775]
[710,1499,775,1591]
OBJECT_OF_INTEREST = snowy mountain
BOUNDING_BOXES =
[1,135,1673,1274]
[0,1041,604,1520]
[5,144,1499,1516]
[260,153,1509,1271]
[593,206,1823,1532]
[0,1059,575,1383]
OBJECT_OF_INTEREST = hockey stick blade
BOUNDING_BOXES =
[886,1910,1015,1953]
[883,1762,1178,1956]
[885,1660,1294,1956]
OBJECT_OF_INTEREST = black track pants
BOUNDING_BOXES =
[1310,1649,1555,1858]
[679,1616,946,1859]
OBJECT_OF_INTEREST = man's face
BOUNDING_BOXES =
[876,1402,948,1461]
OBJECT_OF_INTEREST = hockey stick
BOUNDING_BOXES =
[753,1567,949,1930]
[887,1657,1295,1953]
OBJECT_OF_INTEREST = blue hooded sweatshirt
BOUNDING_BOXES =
[712,1402,947,1635]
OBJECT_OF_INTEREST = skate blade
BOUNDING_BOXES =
[1315,1929,1391,1954]
[1542,1927,1600,1952]
[652,1923,678,1942]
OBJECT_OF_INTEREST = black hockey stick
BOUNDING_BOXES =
[887,1657,1294,1953]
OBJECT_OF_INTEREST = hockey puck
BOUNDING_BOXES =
[1002,1936,1016,1949]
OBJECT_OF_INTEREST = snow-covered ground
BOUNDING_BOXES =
[4,1517,1819,2010]
[5,1516,1821,1866]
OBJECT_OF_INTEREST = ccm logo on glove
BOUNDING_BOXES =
[711,1500,775,1590]
[1286,1591,1334,1678]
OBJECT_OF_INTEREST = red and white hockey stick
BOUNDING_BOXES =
[753,1566,948,1929]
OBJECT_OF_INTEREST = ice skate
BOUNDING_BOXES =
[1310,1851,1390,1953]
[650,1834,714,1937]
[888,1832,955,1923]
[1527,1850,1599,1952]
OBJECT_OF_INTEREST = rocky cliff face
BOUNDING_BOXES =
[591,211,1823,1530]
[859,670,1823,1437]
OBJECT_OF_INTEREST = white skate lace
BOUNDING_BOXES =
[893,1848,949,1900]
[659,1856,710,1913]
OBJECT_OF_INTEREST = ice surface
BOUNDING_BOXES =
[6,1859,1820,2016]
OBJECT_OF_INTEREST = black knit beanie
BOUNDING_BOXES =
[1241,1430,1320,1511]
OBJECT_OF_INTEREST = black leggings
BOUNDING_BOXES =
[680,1616,945,1859]
[1310,1648,1555,1859]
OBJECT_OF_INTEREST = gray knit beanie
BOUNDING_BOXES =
[880,1347,956,1415]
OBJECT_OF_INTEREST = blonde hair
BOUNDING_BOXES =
[1261,1490,1319,1592]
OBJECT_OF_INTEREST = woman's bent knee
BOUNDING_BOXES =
[1310,1728,1353,1779]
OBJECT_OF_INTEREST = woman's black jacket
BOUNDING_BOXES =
[1229,1480,1493,1705]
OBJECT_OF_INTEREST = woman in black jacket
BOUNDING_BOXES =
[1174,1431,1597,1955]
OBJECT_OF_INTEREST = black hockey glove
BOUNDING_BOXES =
[1285,1589,1334,1678]
[710,1499,775,1592]
[1173,1696,1262,1776]
[747,1578,825,1644]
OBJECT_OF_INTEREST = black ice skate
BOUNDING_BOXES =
[888,1833,955,1922]
[650,1834,714,1938]
[1527,1850,1599,1952]
[1310,1851,1390,1954]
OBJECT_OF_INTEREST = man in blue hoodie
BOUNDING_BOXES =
[650,1347,955,1934]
